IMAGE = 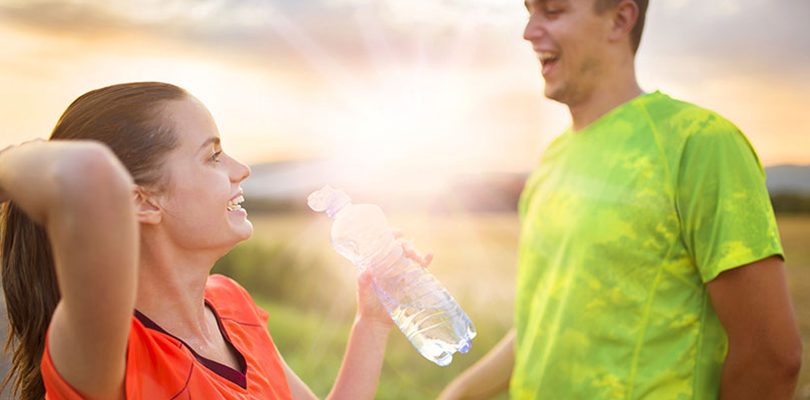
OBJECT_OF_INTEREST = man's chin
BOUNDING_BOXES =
[544,83,577,106]
[544,86,565,103]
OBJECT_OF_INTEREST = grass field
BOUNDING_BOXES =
[780,216,810,400]
[217,213,810,399]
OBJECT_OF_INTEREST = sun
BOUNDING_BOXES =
[308,67,477,199]
[330,68,471,162]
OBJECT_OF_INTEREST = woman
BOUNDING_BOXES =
[0,82,428,399]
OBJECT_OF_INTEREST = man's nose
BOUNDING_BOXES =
[523,16,544,42]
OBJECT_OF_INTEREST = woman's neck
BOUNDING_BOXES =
[135,237,221,344]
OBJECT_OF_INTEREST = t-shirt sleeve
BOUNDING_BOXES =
[208,273,271,326]
[676,113,784,283]
[41,330,88,400]
[252,299,271,327]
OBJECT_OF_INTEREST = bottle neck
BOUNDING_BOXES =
[326,199,351,218]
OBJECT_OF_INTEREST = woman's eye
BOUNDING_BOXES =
[210,151,222,162]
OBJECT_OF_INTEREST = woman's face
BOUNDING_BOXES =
[153,96,253,252]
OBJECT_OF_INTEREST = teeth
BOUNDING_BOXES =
[227,195,245,211]
[537,53,558,62]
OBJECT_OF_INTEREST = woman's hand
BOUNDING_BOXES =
[0,183,8,204]
[0,143,18,203]
[354,229,434,329]
[329,229,433,400]
[0,139,45,203]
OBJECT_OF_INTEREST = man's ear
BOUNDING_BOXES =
[133,185,162,225]
[609,0,639,43]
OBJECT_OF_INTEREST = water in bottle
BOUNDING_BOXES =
[307,186,476,366]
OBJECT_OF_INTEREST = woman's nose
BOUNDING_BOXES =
[230,157,251,182]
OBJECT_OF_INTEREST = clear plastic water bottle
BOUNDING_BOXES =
[308,186,476,366]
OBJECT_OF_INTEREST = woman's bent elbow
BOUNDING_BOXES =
[54,142,133,211]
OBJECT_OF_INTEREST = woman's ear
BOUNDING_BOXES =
[132,185,162,225]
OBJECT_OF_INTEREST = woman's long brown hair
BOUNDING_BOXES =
[1,82,187,399]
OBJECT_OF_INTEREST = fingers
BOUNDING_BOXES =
[22,138,46,146]
[423,252,434,267]
[391,227,432,268]
[0,144,19,203]
[357,268,374,287]
[400,239,433,268]
[356,269,376,305]
[0,139,47,203]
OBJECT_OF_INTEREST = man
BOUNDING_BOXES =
[439,0,802,398]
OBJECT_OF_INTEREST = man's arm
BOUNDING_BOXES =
[707,255,802,400]
[438,329,515,400]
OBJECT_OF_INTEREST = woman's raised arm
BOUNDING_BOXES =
[0,140,138,399]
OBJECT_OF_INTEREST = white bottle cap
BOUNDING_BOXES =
[307,185,352,217]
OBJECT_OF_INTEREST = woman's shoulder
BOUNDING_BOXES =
[205,274,268,325]
[205,273,249,298]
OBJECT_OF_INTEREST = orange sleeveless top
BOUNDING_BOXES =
[41,274,294,399]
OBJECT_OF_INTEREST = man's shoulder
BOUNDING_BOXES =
[640,91,739,138]
[641,91,719,119]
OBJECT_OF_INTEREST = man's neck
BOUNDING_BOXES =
[568,62,643,132]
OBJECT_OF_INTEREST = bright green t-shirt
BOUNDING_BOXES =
[510,91,783,399]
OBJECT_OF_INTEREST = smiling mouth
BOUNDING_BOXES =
[227,195,245,211]
[537,52,560,74]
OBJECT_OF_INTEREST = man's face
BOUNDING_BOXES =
[523,0,613,106]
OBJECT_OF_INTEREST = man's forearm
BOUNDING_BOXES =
[439,329,515,400]
[707,258,802,400]
[719,347,801,400]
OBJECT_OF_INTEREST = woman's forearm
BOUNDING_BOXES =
[326,316,391,400]
[0,139,138,398]
[0,140,65,222]
[0,140,132,223]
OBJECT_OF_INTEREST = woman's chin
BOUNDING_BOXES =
[234,221,253,242]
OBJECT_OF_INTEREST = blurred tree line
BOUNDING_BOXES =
[210,240,356,318]
[771,193,810,214]
[240,191,810,215]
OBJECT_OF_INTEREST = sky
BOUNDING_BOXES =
[1,0,809,192]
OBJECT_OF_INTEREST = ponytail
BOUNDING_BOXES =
[1,201,60,400]
[1,81,187,399]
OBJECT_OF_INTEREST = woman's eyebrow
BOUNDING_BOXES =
[198,137,221,152]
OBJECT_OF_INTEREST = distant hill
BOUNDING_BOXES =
[242,159,339,200]
[240,159,528,213]
[240,161,810,213]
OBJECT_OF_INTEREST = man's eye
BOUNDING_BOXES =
[210,150,222,162]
